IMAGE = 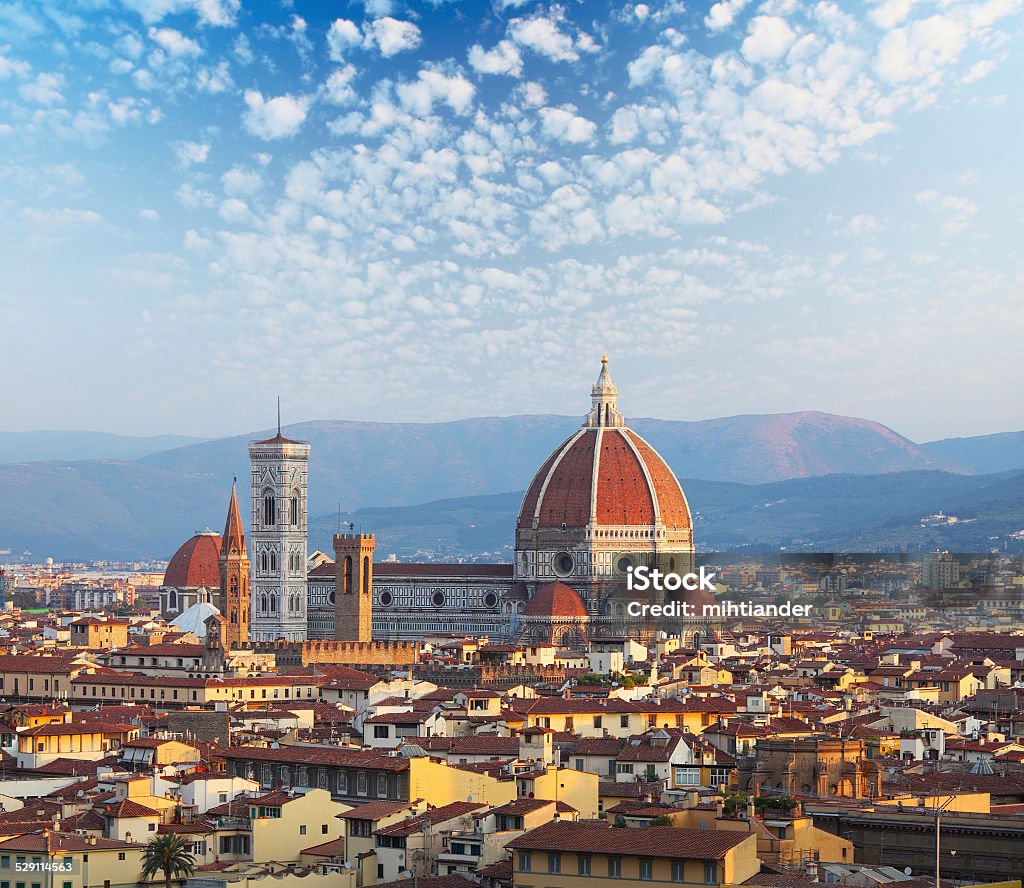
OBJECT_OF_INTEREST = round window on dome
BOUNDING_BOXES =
[616,555,634,574]
[553,552,575,577]
[484,592,498,608]
[379,591,393,607]
[327,590,336,606]
[431,590,446,607]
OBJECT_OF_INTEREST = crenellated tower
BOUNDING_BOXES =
[333,532,374,642]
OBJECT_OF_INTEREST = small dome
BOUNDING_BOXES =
[170,601,222,637]
[163,531,222,589]
[523,582,589,618]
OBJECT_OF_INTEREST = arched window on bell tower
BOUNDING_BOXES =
[290,490,300,526]
[263,491,276,526]
[362,556,370,595]
[343,556,353,594]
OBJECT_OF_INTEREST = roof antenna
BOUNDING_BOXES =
[277,396,281,437]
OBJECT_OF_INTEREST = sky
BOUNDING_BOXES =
[0,0,1021,443]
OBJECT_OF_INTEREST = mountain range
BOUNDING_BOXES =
[0,411,1020,561]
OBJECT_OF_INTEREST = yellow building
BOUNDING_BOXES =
[507,822,760,887]
[0,830,143,888]
[245,789,349,865]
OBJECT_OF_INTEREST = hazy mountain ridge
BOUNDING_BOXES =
[922,430,1024,475]
[0,411,1020,560]
[0,431,206,463]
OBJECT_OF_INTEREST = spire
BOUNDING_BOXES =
[221,481,247,557]
[277,396,281,437]
[584,354,625,428]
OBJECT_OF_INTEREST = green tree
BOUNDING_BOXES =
[141,833,196,888]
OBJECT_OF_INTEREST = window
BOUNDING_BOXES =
[674,767,700,786]
[373,725,390,739]
[118,853,126,861]
[376,774,388,797]
[322,824,329,834]
[640,858,653,880]
[704,861,717,884]
[617,763,634,774]
[299,826,307,836]
[608,856,621,878]
[594,716,602,729]
[263,493,276,526]
[672,861,684,883]
[290,493,299,526]
[518,851,532,873]
[575,758,584,770]
[578,854,591,876]
[148,823,156,831]
[338,771,349,794]
[547,853,561,874]
[356,771,368,795]
[620,715,629,728]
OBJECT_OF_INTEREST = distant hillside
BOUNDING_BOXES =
[3,411,1021,561]
[923,430,1024,475]
[0,430,205,463]
[307,470,1024,562]
[138,411,965,518]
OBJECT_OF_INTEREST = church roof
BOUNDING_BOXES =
[170,601,222,637]
[523,582,589,619]
[163,532,222,589]
[517,359,692,532]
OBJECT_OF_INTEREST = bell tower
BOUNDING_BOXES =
[249,406,310,642]
[218,481,250,648]
[333,532,374,642]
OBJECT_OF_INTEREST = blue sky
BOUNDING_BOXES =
[0,0,1020,441]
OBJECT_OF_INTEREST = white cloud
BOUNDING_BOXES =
[916,189,979,236]
[396,70,476,116]
[0,52,30,79]
[869,0,913,30]
[147,27,202,56]
[242,90,311,140]
[741,16,797,64]
[364,18,422,57]
[324,65,359,105]
[19,72,65,105]
[539,105,597,144]
[122,0,239,26]
[139,207,160,221]
[468,40,523,77]
[876,15,968,83]
[173,140,210,166]
[196,60,233,93]
[510,14,578,62]
[705,0,751,31]
[327,19,362,61]
[222,166,263,197]
[20,207,102,224]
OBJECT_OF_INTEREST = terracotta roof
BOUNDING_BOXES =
[0,831,143,853]
[517,426,691,531]
[375,802,485,837]
[163,532,222,589]
[221,745,410,772]
[507,822,747,858]
[105,799,160,818]
[337,800,419,821]
[523,582,589,619]
[300,837,346,857]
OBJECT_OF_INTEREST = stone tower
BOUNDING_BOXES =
[333,532,374,642]
[218,481,250,648]
[248,412,310,642]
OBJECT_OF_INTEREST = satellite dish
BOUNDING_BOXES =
[904,868,912,876]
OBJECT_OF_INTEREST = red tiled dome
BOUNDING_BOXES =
[523,582,589,618]
[163,532,222,589]
[517,427,691,531]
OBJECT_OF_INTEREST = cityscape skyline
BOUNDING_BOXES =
[0,0,1021,440]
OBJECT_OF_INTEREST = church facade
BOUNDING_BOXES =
[162,358,708,648]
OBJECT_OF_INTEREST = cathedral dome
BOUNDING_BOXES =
[163,531,222,589]
[523,582,589,618]
[517,359,691,533]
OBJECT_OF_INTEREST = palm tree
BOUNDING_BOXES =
[141,833,196,888]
